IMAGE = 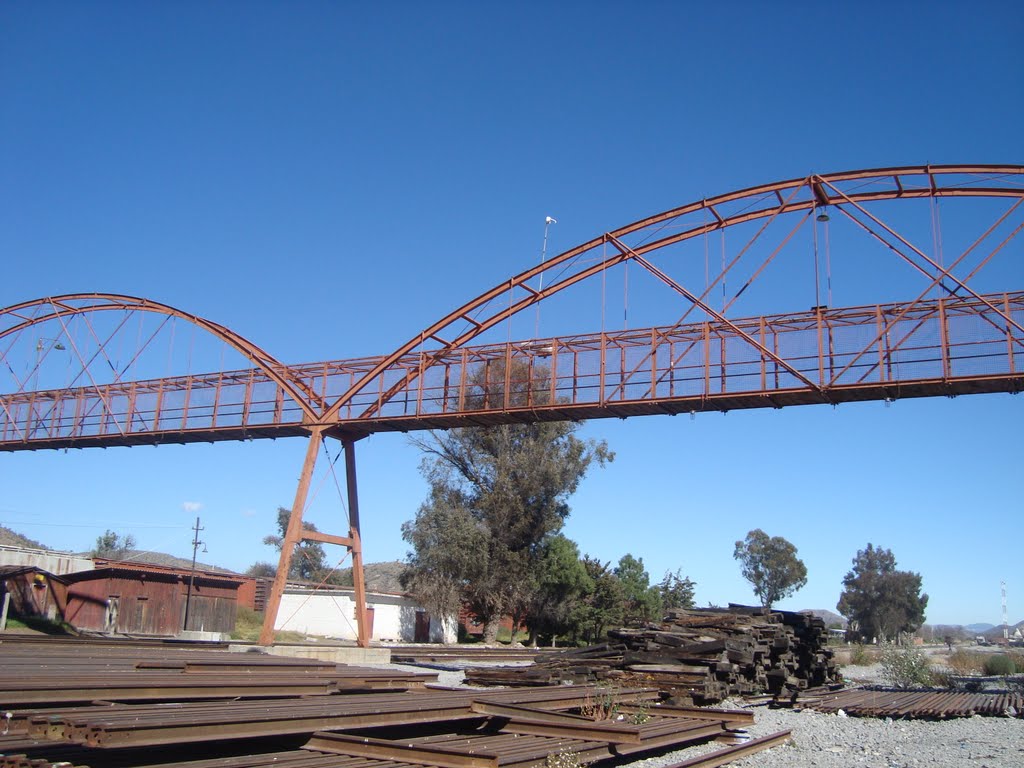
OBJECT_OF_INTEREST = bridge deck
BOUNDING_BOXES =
[2,291,1021,451]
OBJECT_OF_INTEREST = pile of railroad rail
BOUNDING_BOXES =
[0,636,790,768]
[779,685,1024,719]
[465,606,840,703]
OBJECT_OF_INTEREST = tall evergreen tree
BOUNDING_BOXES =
[837,543,928,643]
[571,556,625,644]
[615,553,662,624]
[523,534,592,645]
[658,568,697,611]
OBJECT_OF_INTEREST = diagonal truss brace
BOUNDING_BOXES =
[606,235,826,395]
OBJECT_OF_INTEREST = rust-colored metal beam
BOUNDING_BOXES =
[259,426,325,646]
[314,165,1022,424]
[344,435,370,648]
[0,294,323,420]
[2,291,1022,450]
[608,234,826,395]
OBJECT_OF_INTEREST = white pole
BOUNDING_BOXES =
[534,216,557,338]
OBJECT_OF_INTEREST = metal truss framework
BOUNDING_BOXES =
[2,164,1022,647]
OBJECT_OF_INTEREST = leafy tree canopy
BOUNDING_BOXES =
[400,486,489,622]
[571,556,625,645]
[837,543,928,643]
[733,529,808,608]
[615,553,662,625]
[658,568,696,611]
[402,358,612,643]
[524,534,593,644]
[92,530,137,559]
[245,562,277,578]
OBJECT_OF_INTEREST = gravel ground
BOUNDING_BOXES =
[627,703,1024,768]
[366,660,1024,767]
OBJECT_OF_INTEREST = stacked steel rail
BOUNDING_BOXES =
[784,686,1024,719]
[0,641,431,706]
[0,638,793,768]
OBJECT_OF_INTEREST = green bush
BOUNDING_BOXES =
[850,644,877,666]
[880,644,934,689]
[983,654,1017,676]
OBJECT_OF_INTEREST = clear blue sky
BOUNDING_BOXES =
[2,1,1021,627]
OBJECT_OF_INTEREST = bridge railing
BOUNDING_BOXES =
[1,292,1020,448]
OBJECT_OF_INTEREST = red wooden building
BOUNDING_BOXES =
[61,565,241,635]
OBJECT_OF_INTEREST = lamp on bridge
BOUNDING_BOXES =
[36,339,66,351]
[816,207,831,222]
[33,337,68,392]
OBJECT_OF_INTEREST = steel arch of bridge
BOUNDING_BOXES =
[2,163,1022,648]
[0,293,322,423]
[323,163,1024,425]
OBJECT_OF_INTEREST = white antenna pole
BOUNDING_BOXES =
[535,216,557,338]
[1002,580,1009,642]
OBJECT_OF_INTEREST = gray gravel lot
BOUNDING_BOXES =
[370,661,1024,767]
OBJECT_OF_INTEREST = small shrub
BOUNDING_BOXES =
[850,644,877,666]
[880,644,934,689]
[629,702,651,725]
[983,654,1017,676]
[947,649,985,676]
[580,687,620,721]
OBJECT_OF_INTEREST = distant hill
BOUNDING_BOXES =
[800,609,845,628]
[335,561,405,593]
[965,623,995,634]
[87,549,240,575]
[0,525,49,550]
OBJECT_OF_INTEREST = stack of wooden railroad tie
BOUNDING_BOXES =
[465,606,841,704]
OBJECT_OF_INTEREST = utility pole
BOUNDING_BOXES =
[183,517,204,632]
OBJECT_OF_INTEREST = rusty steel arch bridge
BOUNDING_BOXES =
[3,164,1022,646]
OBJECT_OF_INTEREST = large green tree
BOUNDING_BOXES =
[733,529,808,608]
[403,359,612,643]
[615,554,662,625]
[571,556,625,644]
[523,534,593,645]
[837,543,928,643]
[400,486,488,626]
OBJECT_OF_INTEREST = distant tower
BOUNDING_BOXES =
[1002,581,1009,641]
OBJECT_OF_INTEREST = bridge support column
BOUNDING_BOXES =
[344,436,370,648]
[259,426,325,646]
[258,428,371,648]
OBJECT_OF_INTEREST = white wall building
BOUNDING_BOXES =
[0,544,94,575]
[275,585,456,643]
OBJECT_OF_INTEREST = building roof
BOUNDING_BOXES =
[87,550,241,575]
[63,565,243,587]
